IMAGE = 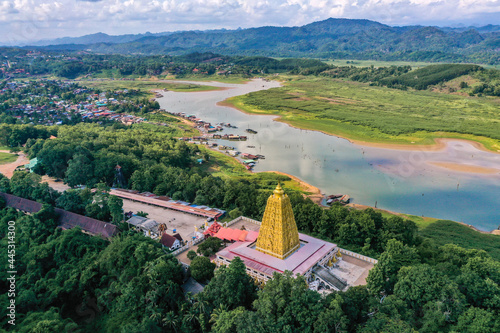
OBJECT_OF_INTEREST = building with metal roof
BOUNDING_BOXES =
[0,192,118,239]
[126,215,161,239]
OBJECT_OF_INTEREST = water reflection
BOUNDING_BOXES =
[158,79,500,230]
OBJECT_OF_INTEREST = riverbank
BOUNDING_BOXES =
[219,96,500,177]
[158,77,500,230]
[79,79,221,99]
[220,76,500,153]
[259,170,324,205]
[204,141,496,234]
[281,118,500,155]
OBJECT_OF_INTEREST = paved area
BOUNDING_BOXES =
[122,199,206,241]
[176,244,200,265]
[227,218,261,232]
[331,254,374,286]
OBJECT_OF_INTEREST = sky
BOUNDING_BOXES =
[2,0,500,45]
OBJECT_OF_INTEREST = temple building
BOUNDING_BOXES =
[215,184,375,292]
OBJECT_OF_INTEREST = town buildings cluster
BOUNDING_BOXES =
[0,80,146,125]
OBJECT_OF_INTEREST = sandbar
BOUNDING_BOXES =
[429,161,500,175]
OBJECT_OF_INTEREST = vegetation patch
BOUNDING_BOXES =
[78,79,219,97]
[379,64,482,90]
[420,220,500,261]
[0,151,17,165]
[227,76,500,150]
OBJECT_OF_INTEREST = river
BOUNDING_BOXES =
[158,79,500,231]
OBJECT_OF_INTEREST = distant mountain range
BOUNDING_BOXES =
[16,19,500,64]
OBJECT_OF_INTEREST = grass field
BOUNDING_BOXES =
[324,59,432,69]
[197,145,312,194]
[85,68,251,84]
[171,75,251,84]
[226,76,500,151]
[376,210,439,230]
[324,59,500,70]
[78,79,220,97]
[0,152,17,165]
[420,220,500,261]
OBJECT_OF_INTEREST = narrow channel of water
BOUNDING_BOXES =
[158,79,500,231]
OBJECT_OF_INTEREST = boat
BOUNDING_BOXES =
[256,154,265,159]
[339,195,350,204]
[247,145,255,148]
[241,153,258,159]
[326,194,350,205]
[246,128,258,134]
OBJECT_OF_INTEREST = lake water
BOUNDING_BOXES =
[158,79,500,231]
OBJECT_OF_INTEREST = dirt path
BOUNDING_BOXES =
[41,176,71,192]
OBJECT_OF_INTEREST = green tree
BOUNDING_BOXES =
[229,207,242,219]
[64,152,94,187]
[190,256,216,283]
[454,307,499,333]
[253,271,323,332]
[212,307,247,333]
[394,264,464,319]
[313,293,348,333]
[187,250,197,261]
[197,236,223,256]
[15,308,78,333]
[367,239,419,296]
[108,195,124,224]
[55,189,85,214]
[200,257,257,311]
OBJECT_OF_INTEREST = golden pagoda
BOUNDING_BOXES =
[255,183,301,259]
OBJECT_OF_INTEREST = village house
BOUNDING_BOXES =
[126,215,162,239]
[160,233,183,251]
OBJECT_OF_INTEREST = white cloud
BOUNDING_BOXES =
[1,0,500,44]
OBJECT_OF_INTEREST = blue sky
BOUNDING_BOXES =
[2,0,500,44]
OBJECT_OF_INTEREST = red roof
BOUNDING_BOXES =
[203,221,222,236]
[161,233,179,248]
[238,230,248,242]
[229,228,243,241]
[213,227,257,242]
[110,189,224,219]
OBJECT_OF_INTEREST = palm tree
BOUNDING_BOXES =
[209,303,228,324]
[162,311,180,332]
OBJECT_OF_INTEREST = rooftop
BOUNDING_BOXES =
[217,232,336,277]
[0,192,117,238]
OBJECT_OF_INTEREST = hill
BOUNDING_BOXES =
[21,18,500,65]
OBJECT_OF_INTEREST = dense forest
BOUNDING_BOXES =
[0,114,499,331]
[3,50,500,97]
[15,18,500,65]
[1,44,500,331]
[1,173,500,332]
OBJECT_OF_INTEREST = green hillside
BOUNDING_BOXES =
[32,18,500,65]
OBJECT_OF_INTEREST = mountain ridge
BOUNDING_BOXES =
[14,18,500,64]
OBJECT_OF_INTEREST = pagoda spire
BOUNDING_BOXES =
[256,183,300,259]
